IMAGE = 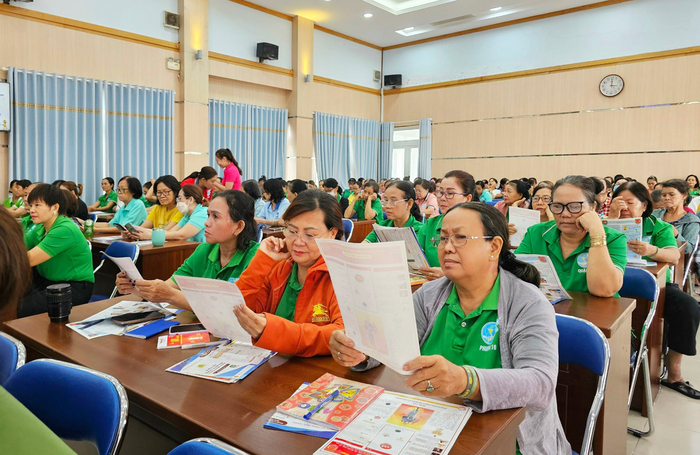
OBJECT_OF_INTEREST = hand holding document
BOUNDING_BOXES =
[508,206,541,247]
[371,224,429,272]
[515,254,572,304]
[316,240,421,375]
[174,275,252,343]
[602,218,646,266]
[104,253,143,281]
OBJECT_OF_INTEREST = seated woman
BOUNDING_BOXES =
[3,179,29,209]
[181,166,218,201]
[646,175,658,195]
[20,184,94,318]
[416,170,475,278]
[242,179,265,217]
[415,178,439,220]
[141,181,156,209]
[214,148,243,192]
[287,179,308,205]
[608,182,700,399]
[363,181,423,243]
[344,179,382,221]
[131,185,208,243]
[331,202,570,454]
[494,178,530,216]
[18,183,39,234]
[7,180,32,218]
[530,183,554,223]
[255,179,290,228]
[137,175,183,231]
[88,177,117,213]
[686,174,700,197]
[653,179,700,255]
[115,190,259,311]
[94,177,148,234]
[515,175,627,297]
[476,180,493,203]
[58,181,88,220]
[234,190,345,357]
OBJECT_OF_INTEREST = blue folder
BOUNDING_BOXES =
[123,319,180,339]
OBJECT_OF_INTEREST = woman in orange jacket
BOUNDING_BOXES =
[234,190,345,357]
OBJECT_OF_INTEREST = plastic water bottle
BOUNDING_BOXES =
[84,219,94,239]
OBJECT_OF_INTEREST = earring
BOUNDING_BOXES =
[53,211,57,215]
[490,255,495,259]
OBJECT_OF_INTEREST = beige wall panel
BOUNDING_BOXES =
[182,102,209,153]
[384,53,700,123]
[209,60,293,91]
[431,151,700,184]
[181,153,210,179]
[209,76,289,109]
[0,133,7,198]
[310,83,380,120]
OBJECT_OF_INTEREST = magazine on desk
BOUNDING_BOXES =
[515,254,572,304]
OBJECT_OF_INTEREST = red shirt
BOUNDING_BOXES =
[181,178,213,200]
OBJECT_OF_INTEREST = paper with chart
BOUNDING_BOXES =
[314,391,472,455]
[516,254,572,304]
[105,253,143,281]
[371,224,429,272]
[316,240,421,375]
[174,275,252,343]
[508,206,541,247]
[602,218,646,266]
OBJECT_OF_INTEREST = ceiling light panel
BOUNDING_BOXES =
[363,0,457,16]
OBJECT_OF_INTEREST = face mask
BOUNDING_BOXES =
[177,201,189,214]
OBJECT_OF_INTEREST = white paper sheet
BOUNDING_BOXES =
[104,253,143,281]
[602,217,645,266]
[94,235,124,241]
[508,206,542,247]
[66,301,177,339]
[515,254,573,304]
[132,240,153,247]
[372,224,429,272]
[316,240,421,375]
[173,275,252,342]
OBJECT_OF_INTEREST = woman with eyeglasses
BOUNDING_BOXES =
[530,183,554,223]
[135,175,183,231]
[652,179,699,254]
[234,190,345,357]
[331,202,570,455]
[363,181,423,243]
[344,179,383,221]
[130,185,208,242]
[115,190,259,311]
[515,175,627,297]
[255,178,290,228]
[94,176,148,234]
[415,178,439,220]
[416,171,475,280]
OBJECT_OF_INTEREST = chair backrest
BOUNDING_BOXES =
[169,438,251,455]
[102,241,140,262]
[4,359,128,455]
[342,218,354,242]
[556,314,610,455]
[486,200,498,206]
[619,267,659,303]
[0,332,26,386]
[89,213,98,223]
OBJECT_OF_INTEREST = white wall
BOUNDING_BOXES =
[209,0,292,70]
[12,0,179,43]
[313,30,382,89]
[383,0,700,87]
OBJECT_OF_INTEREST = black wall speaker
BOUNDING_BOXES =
[384,74,402,87]
[256,43,279,63]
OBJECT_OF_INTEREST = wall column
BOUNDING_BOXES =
[176,0,209,179]
[287,16,314,181]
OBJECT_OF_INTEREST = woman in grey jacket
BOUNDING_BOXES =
[653,179,700,254]
[331,202,570,455]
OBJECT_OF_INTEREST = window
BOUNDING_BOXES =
[392,127,419,180]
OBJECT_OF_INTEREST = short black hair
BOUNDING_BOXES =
[103,177,115,187]
[363,179,379,193]
[242,179,261,200]
[16,179,32,189]
[348,178,357,185]
[506,179,530,199]
[26,183,70,216]
[289,179,308,195]
[9,180,18,188]
[119,176,143,199]
[263,178,286,204]
[213,190,258,251]
[152,175,181,205]
[612,182,653,218]
[323,178,339,189]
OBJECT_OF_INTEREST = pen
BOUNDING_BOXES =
[303,389,340,420]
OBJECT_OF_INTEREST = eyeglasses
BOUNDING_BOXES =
[380,198,407,207]
[116,188,129,194]
[156,190,173,197]
[284,227,332,244]
[176,196,188,202]
[430,234,493,248]
[532,196,551,203]
[435,190,469,199]
[548,201,586,215]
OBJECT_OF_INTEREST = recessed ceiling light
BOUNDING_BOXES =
[490,6,502,12]
[364,13,373,18]
[403,26,414,31]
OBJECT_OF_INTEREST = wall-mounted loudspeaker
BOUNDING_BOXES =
[373,70,381,83]
[164,11,180,30]
[256,43,279,63]
[384,74,402,88]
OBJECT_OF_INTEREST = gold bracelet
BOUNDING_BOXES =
[589,234,607,247]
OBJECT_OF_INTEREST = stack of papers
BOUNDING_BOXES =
[264,383,338,439]
[516,254,572,304]
[66,301,179,339]
[165,341,275,383]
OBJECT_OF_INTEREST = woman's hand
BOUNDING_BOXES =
[628,240,656,257]
[403,355,468,398]
[330,330,367,367]
[259,237,291,262]
[419,266,444,281]
[115,271,141,297]
[576,211,605,236]
[508,223,517,235]
[545,206,555,221]
[233,304,266,339]
[131,226,152,240]
[607,197,626,219]
[133,279,176,303]
[511,198,526,208]
[368,193,378,202]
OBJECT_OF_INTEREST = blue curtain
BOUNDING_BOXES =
[313,112,379,182]
[105,83,174,184]
[378,122,394,180]
[418,118,432,179]
[209,100,287,180]
[9,68,104,202]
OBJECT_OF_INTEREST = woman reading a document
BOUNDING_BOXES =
[363,181,423,243]
[331,202,570,454]
[233,190,345,357]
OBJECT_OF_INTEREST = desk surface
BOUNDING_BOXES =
[553,291,636,338]
[90,237,200,256]
[4,298,525,455]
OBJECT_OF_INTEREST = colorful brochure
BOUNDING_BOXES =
[314,391,472,455]
[371,224,429,272]
[508,206,542,247]
[157,331,211,349]
[264,383,339,439]
[515,254,573,304]
[602,218,646,266]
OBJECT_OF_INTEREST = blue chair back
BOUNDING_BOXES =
[0,332,25,386]
[556,314,610,455]
[169,438,250,455]
[4,359,128,455]
[619,267,658,302]
[486,200,498,206]
[102,241,139,262]
[89,213,98,223]
[342,218,354,242]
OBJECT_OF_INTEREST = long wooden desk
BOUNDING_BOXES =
[349,220,376,243]
[4,298,525,455]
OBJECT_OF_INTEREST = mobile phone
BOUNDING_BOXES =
[112,311,164,325]
[114,223,126,232]
[125,223,139,235]
[169,323,207,334]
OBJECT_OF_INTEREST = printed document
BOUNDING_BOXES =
[371,224,429,272]
[516,254,572,304]
[509,206,541,247]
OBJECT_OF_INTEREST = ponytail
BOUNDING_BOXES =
[183,171,200,182]
[215,148,243,176]
[499,250,540,288]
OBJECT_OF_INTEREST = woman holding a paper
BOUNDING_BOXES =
[363,181,424,243]
[331,202,570,454]
[609,182,700,399]
[234,190,345,357]
[515,175,627,297]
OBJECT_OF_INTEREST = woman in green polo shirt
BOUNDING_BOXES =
[515,175,627,297]
[416,170,475,279]
[344,179,383,221]
[363,181,423,243]
[331,202,570,455]
[116,190,259,311]
[20,184,94,318]
[88,177,118,213]
[608,182,700,399]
